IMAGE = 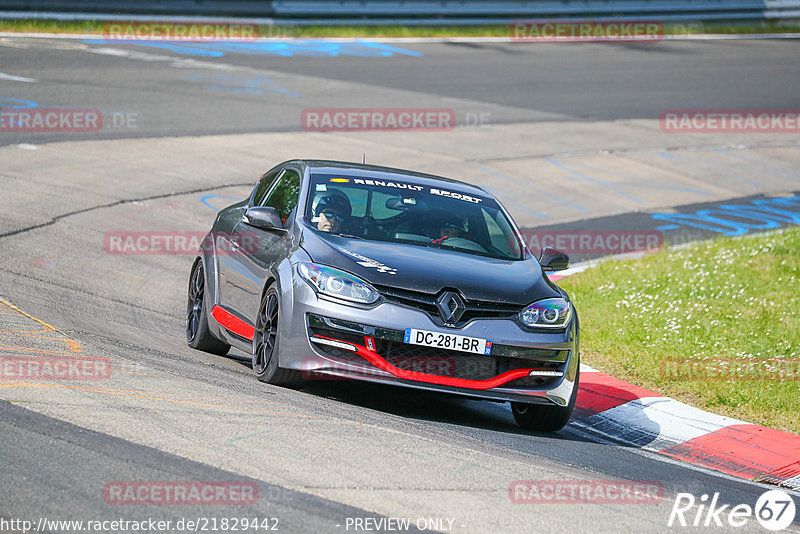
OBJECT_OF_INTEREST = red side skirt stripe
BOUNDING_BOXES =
[211,305,254,341]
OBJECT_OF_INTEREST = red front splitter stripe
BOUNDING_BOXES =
[313,335,543,390]
[211,305,254,341]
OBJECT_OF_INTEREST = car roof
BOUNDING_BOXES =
[286,159,489,197]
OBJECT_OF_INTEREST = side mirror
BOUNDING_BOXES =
[538,246,570,272]
[385,197,421,211]
[242,206,285,231]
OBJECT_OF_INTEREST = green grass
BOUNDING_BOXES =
[560,227,800,435]
[0,19,798,38]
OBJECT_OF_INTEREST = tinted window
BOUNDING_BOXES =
[263,169,301,226]
[252,168,281,206]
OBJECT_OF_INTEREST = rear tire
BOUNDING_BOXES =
[252,284,302,386]
[511,363,579,431]
[186,260,230,356]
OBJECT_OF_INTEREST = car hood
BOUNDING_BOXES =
[300,228,560,305]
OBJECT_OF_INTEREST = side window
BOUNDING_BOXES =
[482,208,521,257]
[252,168,281,207]
[263,169,301,226]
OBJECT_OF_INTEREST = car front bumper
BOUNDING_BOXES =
[278,273,579,407]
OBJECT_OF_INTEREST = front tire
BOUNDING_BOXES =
[252,284,301,386]
[511,364,579,432]
[186,260,230,356]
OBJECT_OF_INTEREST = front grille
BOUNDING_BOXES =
[307,314,567,388]
[381,342,496,380]
[374,285,520,326]
[380,341,564,384]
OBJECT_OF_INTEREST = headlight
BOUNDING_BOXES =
[520,298,571,328]
[297,262,380,305]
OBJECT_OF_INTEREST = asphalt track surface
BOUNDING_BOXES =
[1,37,800,143]
[1,37,799,533]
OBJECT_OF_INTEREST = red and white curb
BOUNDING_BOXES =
[574,363,800,489]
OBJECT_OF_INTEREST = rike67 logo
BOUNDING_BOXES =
[668,490,796,531]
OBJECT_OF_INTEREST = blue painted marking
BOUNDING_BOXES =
[84,39,421,58]
[651,195,800,236]
[83,39,225,56]
[718,204,800,224]
[0,97,38,109]
[344,41,423,57]
[751,198,800,223]
[179,40,422,58]
[201,194,242,211]
[654,224,680,231]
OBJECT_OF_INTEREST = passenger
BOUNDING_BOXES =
[435,215,469,243]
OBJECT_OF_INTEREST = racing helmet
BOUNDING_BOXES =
[439,213,469,234]
[312,190,352,219]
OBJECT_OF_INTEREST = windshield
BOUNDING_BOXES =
[305,173,524,260]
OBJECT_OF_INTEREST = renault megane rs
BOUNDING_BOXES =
[186,160,579,430]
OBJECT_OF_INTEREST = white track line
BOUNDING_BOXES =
[0,72,36,82]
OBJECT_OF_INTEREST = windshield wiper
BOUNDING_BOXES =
[337,233,365,240]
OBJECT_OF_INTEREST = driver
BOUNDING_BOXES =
[313,192,351,234]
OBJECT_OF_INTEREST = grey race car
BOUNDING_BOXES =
[186,160,579,431]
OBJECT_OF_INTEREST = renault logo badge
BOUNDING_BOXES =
[436,291,466,325]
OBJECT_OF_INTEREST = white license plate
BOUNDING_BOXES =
[404,328,492,355]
